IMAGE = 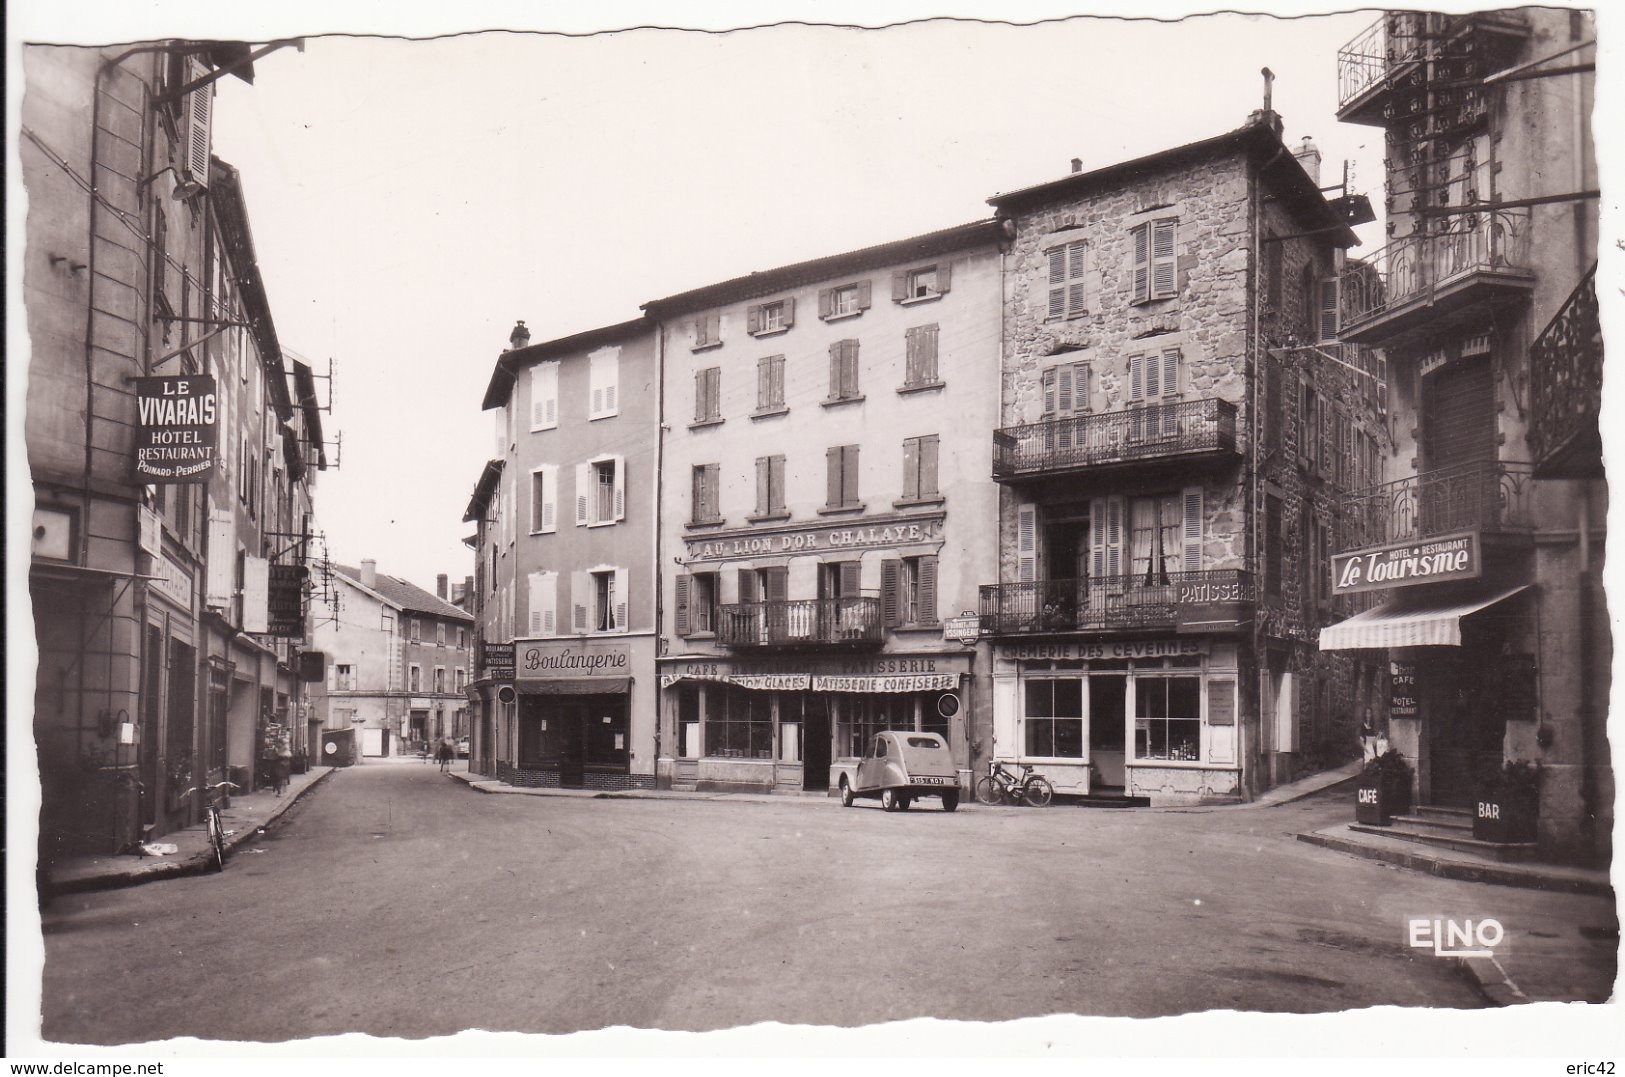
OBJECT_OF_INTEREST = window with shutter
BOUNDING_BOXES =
[575,463,590,525]
[1018,504,1038,583]
[588,347,619,419]
[1046,241,1089,320]
[913,555,939,626]
[881,560,902,627]
[181,55,213,187]
[613,566,628,632]
[695,367,721,423]
[903,324,940,388]
[757,355,786,412]
[694,312,721,350]
[1131,219,1178,303]
[528,572,546,636]
[1181,487,1204,571]
[674,575,691,637]
[530,362,559,431]
[1318,279,1340,343]
[828,340,860,401]
[611,455,625,522]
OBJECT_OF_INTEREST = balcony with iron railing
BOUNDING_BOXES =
[717,596,884,649]
[1337,208,1534,346]
[992,398,1239,483]
[1335,459,1535,555]
[1529,267,1603,479]
[978,569,1255,638]
[1336,11,1530,125]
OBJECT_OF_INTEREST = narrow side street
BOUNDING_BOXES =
[40,763,1615,1043]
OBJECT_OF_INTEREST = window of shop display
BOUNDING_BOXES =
[1134,674,1201,762]
[517,702,557,768]
[842,694,911,757]
[1025,676,1085,757]
[585,701,629,766]
[676,685,700,757]
[706,685,774,758]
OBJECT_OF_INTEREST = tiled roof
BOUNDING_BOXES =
[333,564,474,622]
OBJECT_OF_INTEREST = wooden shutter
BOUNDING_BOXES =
[935,263,951,294]
[881,560,901,627]
[755,457,771,516]
[769,455,785,514]
[541,573,557,635]
[763,566,788,603]
[1151,218,1177,298]
[703,464,718,521]
[757,357,772,409]
[826,447,842,507]
[1091,496,1123,578]
[571,571,589,633]
[1018,503,1038,583]
[1047,248,1067,319]
[611,455,625,521]
[182,56,212,187]
[1318,279,1340,343]
[1066,242,1087,316]
[916,556,939,626]
[1057,364,1075,413]
[575,463,590,525]
[695,370,708,421]
[206,510,234,610]
[747,304,762,334]
[902,438,920,501]
[856,280,872,309]
[541,464,557,531]
[771,356,784,407]
[613,566,628,630]
[674,575,691,637]
[828,342,842,398]
[842,341,859,398]
[1129,354,1145,402]
[737,568,758,605]
[841,444,859,505]
[781,297,796,328]
[818,288,834,319]
[1181,487,1204,571]
[891,271,909,302]
[1132,223,1150,303]
[839,561,862,597]
[1160,349,1180,398]
[919,435,939,498]
[1042,367,1057,414]
[528,572,545,635]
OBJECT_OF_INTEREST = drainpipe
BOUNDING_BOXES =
[1576,485,1597,856]
[652,317,666,786]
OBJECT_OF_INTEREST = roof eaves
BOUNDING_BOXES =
[480,316,649,411]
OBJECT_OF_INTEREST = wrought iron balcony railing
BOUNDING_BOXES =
[1336,459,1535,554]
[717,597,883,649]
[1528,267,1603,478]
[1336,12,1427,110]
[978,569,1255,637]
[1339,208,1533,330]
[992,398,1238,480]
[1336,11,1528,114]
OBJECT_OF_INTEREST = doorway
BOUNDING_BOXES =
[801,695,831,791]
[1088,674,1127,788]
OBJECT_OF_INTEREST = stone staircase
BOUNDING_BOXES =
[1348,804,1538,862]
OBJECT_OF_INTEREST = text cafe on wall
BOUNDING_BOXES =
[1319,524,1539,812]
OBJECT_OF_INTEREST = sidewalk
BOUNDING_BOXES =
[45,765,337,896]
[1297,821,1613,897]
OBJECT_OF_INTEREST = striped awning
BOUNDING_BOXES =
[1318,585,1529,651]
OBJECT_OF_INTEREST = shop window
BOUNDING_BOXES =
[677,685,701,757]
[1025,677,1085,758]
[585,702,629,766]
[705,685,773,759]
[1134,675,1201,762]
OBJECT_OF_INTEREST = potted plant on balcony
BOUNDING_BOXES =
[1473,760,1540,844]
[1355,748,1412,826]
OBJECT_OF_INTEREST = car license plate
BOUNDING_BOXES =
[911,776,948,786]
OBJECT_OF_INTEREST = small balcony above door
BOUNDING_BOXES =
[717,597,884,650]
[978,569,1255,638]
[992,399,1239,484]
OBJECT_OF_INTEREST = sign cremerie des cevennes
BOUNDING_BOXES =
[1331,531,1482,595]
[684,515,944,561]
[134,375,218,483]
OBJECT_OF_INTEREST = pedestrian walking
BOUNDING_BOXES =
[437,738,454,773]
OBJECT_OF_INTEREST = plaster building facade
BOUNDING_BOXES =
[645,222,1005,795]
[309,561,474,757]
[981,110,1386,804]
[1323,8,1607,861]
[466,320,661,789]
[22,39,317,865]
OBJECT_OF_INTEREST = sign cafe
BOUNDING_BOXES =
[133,375,218,484]
[685,517,943,561]
[1331,532,1481,595]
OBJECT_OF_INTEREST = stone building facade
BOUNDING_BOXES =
[982,111,1385,803]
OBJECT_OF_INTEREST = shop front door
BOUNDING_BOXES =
[558,701,587,789]
[1425,651,1505,808]
[802,695,831,791]
[1089,674,1127,788]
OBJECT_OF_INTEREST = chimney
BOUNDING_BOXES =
[507,321,530,351]
[1294,136,1322,187]
[464,575,474,606]
[359,559,377,589]
[437,573,448,600]
[1070,157,1083,174]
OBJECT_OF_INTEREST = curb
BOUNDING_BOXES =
[1295,830,1613,897]
[1456,954,1528,1007]
[48,767,338,896]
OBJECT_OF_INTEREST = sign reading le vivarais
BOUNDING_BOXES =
[134,375,218,484]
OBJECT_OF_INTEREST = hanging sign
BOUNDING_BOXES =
[265,565,308,637]
[134,375,218,483]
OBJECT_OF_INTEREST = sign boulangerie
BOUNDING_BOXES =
[134,375,218,483]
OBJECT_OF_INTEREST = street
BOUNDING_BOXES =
[40,761,1615,1043]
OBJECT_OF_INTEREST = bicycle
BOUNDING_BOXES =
[181,781,238,872]
[974,760,1054,807]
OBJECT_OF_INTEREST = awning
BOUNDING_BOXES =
[518,676,631,696]
[1318,585,1529,650]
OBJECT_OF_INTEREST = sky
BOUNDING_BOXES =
[17,1,1410,593]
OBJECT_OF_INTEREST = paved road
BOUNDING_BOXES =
[39,761,1615,1043]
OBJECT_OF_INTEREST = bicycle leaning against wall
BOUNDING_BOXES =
[974,760,1055,807]
[180,780,238,871]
